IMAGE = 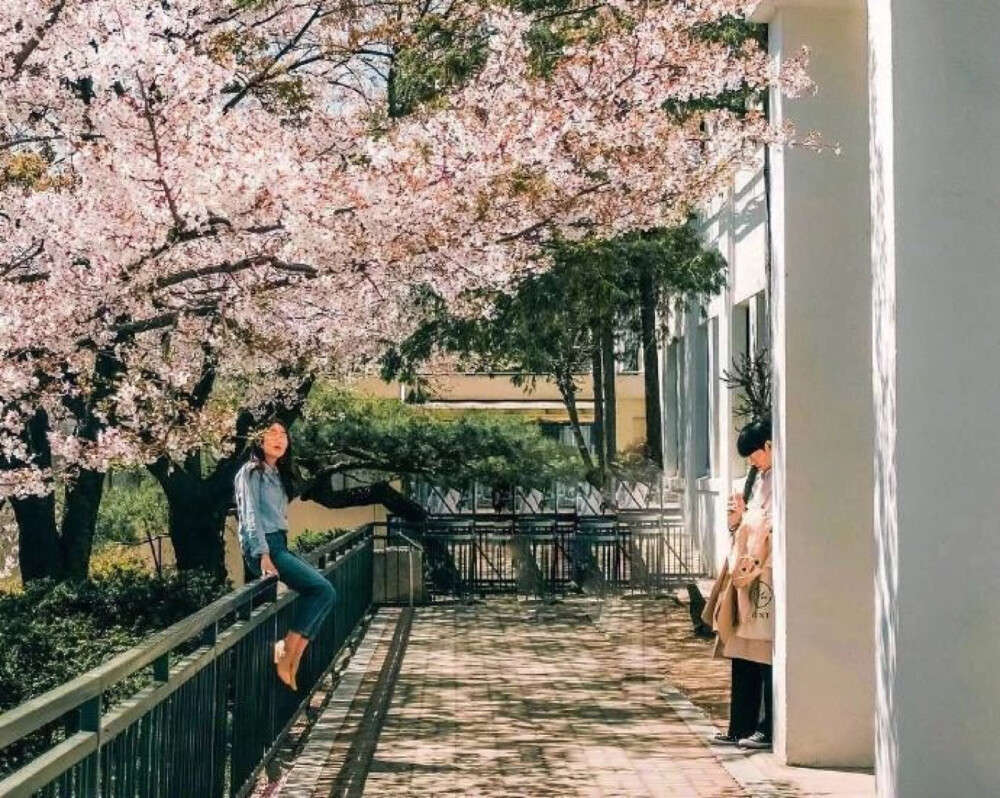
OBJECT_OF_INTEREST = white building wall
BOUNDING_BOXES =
[766,1,875,767]
[667,0,875,770]
[670,0,1000,783]
[869,1,1000,794]
[668,160,771,578]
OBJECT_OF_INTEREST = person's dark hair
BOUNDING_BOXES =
[248,419,298,499]
[736,417,772,458]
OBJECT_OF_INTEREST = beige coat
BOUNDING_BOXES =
[701,470,774,665]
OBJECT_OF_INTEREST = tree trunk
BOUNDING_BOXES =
[639,266,663,467]
[60,470,105,582]
[150,457,230,580]
[10,493,62,582]
[591,332,606,473]
[9,408,63,582]
[12,469,106,583]
[165,491,229,580]
[556,377,596,477]
[601,318,618,460]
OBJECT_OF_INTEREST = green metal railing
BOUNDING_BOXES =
[0,527,374,798]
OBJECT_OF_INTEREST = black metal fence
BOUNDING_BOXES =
[390,511,703,600]
[0,528,373,798]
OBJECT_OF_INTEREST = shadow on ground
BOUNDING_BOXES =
[362,598,746,797]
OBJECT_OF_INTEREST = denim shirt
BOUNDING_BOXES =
[234,461,289,556]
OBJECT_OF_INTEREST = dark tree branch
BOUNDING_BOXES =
[222,4,324,113]
[137,76,185,233]
[10,0,67,75]
[300,479,428,522]
[152,255,317,291]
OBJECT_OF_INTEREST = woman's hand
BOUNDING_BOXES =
[260,554,278,578]
[727,494,746,530]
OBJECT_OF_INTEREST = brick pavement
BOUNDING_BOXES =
[363,600,745,797]
[267,597,874,797]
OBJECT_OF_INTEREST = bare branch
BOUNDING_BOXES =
[9,0,67,75]
[137,76,185,232]
[152,255,317,291]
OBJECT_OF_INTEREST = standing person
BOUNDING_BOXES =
[235,420,337,691]
[702,417,775,750]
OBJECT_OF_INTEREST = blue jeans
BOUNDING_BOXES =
[244,532,337,640]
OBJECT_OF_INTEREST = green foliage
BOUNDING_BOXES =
[380,223,727,477]
[665,19,768,120]
[392,14,490,116]
[505,0,613,77]
[292,528,350,554]
[383,223,727,398]
[294,387,585,490]
[693,17,766,48]
[0,559,228,777]
[95,471,169,548]
[252,76,313,120]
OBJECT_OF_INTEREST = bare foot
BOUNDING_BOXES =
[274,641,296,690]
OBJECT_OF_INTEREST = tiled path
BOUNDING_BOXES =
[364,601,743,797]
[268,598,875,797]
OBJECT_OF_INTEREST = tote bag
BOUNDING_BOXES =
[735,525,774,642]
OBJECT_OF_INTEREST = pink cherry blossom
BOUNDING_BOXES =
[0,0,811,496]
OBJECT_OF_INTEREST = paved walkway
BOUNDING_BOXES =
[264,598,875,797]
[365,601,743,797]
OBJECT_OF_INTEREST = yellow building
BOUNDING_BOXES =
[355,372,647,448]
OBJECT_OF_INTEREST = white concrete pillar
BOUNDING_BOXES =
[682,304,715,566]
[869,1,1000,794]
[763,0,876,766]
[663,335,681,479]
[708,193,735,568]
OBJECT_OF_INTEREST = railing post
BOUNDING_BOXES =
[153,653,170,683]
[79,695,101,797]
[238,595,252,622]
[408,546,414,608]
[201,621,218,647]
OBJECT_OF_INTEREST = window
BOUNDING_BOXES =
[540,421,594,452]
[752,291,770,355]
[615,325,642,373]
[694,321,711,478]
[664,340,681,476]
[729,302,752,476]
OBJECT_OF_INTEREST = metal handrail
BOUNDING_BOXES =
[389,528,424,552]
[0,525,374,798]
[0,527,362,750]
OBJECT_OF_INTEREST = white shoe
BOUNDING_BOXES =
[738,731,772,750]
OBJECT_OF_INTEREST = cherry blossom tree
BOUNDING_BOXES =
[1,0,811,580]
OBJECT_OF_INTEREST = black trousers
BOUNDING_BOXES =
[727,658,773,739]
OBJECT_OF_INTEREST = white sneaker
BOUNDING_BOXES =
[738,731,772,750]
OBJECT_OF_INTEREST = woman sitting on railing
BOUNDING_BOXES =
[235,420,337,691]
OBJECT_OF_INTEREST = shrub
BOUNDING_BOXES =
[95,470,169,548]
[0,566,230,778]
[292,528,350,555]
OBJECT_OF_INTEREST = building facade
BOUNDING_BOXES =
[667,1,1000,793]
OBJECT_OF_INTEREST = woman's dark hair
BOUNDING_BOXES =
[249,419,298,499]
[736,417,772,458]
